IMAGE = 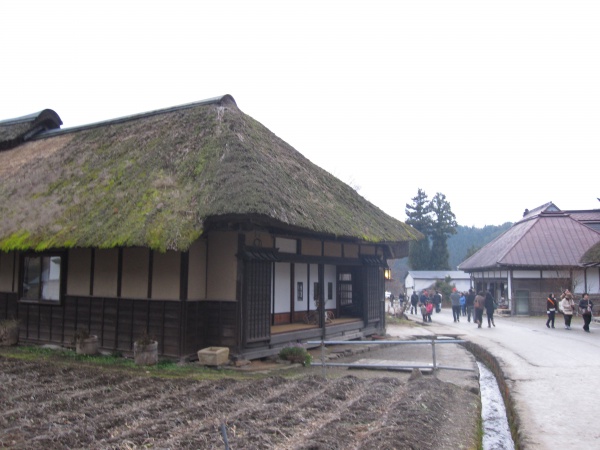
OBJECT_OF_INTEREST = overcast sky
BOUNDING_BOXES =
[2,1,598,228]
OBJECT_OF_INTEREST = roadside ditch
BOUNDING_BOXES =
[463,341,522,449]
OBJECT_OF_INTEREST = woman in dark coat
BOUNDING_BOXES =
[578,293,594,332]
[546,293,557,328]
[484,291,496,328]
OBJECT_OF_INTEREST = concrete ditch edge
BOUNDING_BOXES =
[462,341,523,450]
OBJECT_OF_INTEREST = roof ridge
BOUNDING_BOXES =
[0,110,47,125]
[32,95,236,139]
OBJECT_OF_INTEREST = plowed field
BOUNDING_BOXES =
[0,354,479,449]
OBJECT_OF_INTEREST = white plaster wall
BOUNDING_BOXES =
[323,264,337,310]
[206,232,237,301]
[121,248,149,299]
[574,268,600,294]
[513,270,541,279]
[94,249,118,297]
[451,280,472,293]
[309,264,319,309]
[294,263,308,313]
[188,239,207,300]
[66,248,91,296]
[404,274,415,297]
[276,237,297,254]
[274,262,290,313]
[542,270,570,279]
[152,250,180,300]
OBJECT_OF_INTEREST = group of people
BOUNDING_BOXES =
[547,290,594,332]
[409,289,442,323]
[409,288,498,328]
[407,287,595,332]
[450,288,497,328]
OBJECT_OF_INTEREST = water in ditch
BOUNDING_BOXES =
[477,361,515,450]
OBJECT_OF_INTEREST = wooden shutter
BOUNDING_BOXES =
[243,260,272,344]
[364,266,382,323]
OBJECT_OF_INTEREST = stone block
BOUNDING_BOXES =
[198,347,229,366]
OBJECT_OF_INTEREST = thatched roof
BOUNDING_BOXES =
[459,207,600,271]
[0,95,421,254]
[0,109,62,150]
[580,241,600,266]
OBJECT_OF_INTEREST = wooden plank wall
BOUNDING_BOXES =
[200,301,238,348]
[0,292,18,322]
[0,294,240,357]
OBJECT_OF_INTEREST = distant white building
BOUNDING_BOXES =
[404,271,472,298]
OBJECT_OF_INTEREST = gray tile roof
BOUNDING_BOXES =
[459,211,600,271]
[565,209,600,232]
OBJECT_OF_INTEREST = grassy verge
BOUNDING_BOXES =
[475,395,484,450]
[0,345,265,380]
[385,314,420,326]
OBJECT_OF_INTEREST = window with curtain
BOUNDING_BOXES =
[22,254,63,302]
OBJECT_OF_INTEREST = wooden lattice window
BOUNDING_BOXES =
[243,260,272,344]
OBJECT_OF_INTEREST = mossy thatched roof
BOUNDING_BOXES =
[0,109,62,150]
[581,241,600,266]
[0,95,421,254]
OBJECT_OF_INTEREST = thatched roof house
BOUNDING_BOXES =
[0,95,421,359]
[0,95,419,254]
[581,241,600,267]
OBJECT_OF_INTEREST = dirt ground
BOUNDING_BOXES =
[0,348,480,450]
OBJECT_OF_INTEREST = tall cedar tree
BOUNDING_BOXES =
[405,188,432,270]
[429,192,457,270]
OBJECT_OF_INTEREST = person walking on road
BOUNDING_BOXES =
[426,300,433,322]
[578,293,594,333]
[450,289,461,322]
[485,290,496,327]
[559,290,575,330]
[474,291,485,328]
[460,292,466,316]
[466,289,475,322]
[433,290,442,313]
[410,291,419,315]
[546,293,557,328]
[420,290,429,311]
[421,299,433,323]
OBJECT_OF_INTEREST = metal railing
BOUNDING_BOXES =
[306,338,475,375]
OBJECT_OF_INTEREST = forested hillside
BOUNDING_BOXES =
[387,222,513,294]
[447,223,513,269]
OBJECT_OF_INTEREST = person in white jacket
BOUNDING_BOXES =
[559,290,575,330]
